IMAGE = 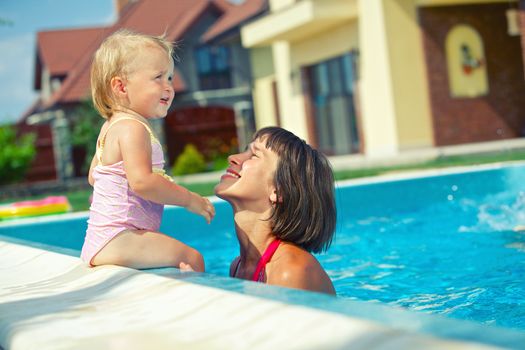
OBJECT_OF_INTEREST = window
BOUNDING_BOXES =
[195,46,231,90]
[307,52,360,155]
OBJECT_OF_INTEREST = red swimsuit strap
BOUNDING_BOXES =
[252,239,282,282]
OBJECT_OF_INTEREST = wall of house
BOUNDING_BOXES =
[164,106,237,166]
[291,21,358,67]
[269,0,296,11]
[225,37,253,89]
[41,67,52,102]
[250,47,278,128]
[420,2,525,145]
[242,0,361,148]
[168,9,255,161]
[357,0,398,156]
[16,123,57,182]
[270,21,360,142]
[519,0,525,79]
[176,11,221,92]
[176,10,253,94]
[383,0,433,150]
[357,0,434,156]
[291,21,360,148]
[272,41,308,139]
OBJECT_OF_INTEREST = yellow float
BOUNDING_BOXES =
[0,196,71,221]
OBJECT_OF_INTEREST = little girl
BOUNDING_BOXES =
[80,29,215,272]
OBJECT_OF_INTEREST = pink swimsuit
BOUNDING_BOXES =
[80,118,166,265]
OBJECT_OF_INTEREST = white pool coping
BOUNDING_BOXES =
[1,240,519,350]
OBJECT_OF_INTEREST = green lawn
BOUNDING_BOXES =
[3,149,525,213]
[0,181,219,213]
[334,150,525,180]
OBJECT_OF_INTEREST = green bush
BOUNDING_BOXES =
[71,100,104,174]
[172,144,206,175]
[209,156,230,171]
[0,125,36,185]
[203,137,238,172]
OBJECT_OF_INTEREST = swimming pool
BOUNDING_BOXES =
[1,163,524,333]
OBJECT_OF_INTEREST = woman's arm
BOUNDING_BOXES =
[230,257,240,277]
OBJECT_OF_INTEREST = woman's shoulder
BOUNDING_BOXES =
[277,243,318,264]
[269,243,335,295]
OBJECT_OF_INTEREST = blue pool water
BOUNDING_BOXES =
[1,164,525,331]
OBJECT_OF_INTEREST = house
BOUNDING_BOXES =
[17,27,109,182]
[241,0,525,157]
[18,0,267,183]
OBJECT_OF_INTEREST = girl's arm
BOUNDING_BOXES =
[120,121,214,222]
[87,153,98,186]
[88,121,108,186]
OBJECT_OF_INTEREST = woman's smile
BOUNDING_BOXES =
[221,168,241,180]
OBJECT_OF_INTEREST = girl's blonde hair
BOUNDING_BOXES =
[90,29,173,119]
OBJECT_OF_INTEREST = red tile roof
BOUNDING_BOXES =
[43,0,232,108]
[39,0,265,109]
[202,0,267,43]
[37,27,106,76]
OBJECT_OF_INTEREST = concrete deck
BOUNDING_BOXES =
[1,240,523,350]
[329,137,525,171]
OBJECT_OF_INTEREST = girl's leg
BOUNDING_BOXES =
[91,230,205,271]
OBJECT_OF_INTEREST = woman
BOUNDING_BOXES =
[215,127,337,295]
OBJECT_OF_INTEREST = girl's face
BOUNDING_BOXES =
[215,137,280,211]
[123,45,174,119]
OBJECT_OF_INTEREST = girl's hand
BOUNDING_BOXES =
[185,192,215,224]
[179,262,194,272]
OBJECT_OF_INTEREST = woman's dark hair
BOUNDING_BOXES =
[254,127,336,253]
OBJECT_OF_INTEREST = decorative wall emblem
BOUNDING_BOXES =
[446,25,488,97]
[460,43,484,75]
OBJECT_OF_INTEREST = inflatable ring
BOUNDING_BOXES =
[0,196,71,220]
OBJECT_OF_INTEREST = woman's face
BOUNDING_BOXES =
[214,137,279,210]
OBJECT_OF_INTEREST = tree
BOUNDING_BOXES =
[71,100,104,174]
[0,125,35,185]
